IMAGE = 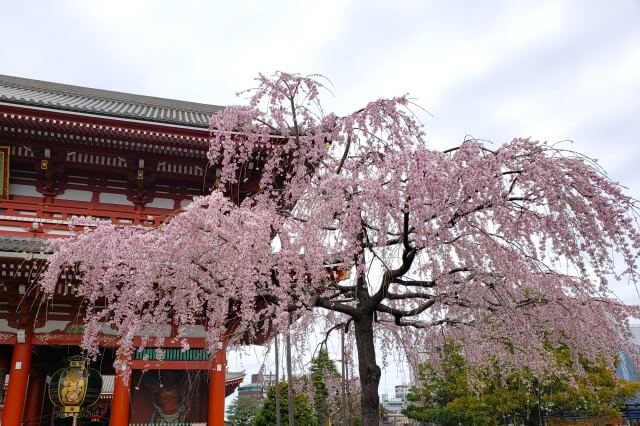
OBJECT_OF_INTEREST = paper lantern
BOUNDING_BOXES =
[49,355,103,416]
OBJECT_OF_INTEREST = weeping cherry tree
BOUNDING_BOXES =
[40,72,640,424]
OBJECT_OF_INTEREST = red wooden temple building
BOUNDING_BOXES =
[0,75,260,426]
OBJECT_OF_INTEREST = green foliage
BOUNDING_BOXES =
[541,345,640,417]
[404,342,640,426]
[310,348,340,425]
[226,395,261,426]
[254,381,318,426]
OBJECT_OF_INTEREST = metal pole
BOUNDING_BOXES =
[341,325,347,426]
[39,376,51,426]
[275,333,281,426]
[286,331,294,425]
[346,361,352,426]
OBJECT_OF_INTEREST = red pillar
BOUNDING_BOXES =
[23,374,45,426]
[109,371,131,426]
[208,340,227,426]
[0,354,8,419]
[1,338,33,426]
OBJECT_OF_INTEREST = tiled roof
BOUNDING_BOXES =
[226,371,246,382]
[0,236,50,253]
[0,74,223,128]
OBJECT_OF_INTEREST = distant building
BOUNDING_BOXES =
[617,351,639,382]
[381,384,418,425]
[237,383,265,402]
[382,383,410,413]
[251,373,277,389]
[238,372,277,402]
[381,393,406,413]
[619,325,640,423]
[395,384,410,400]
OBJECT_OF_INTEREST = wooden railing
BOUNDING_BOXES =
[0,196,175,238]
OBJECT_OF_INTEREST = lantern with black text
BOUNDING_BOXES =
[49,355,103,416]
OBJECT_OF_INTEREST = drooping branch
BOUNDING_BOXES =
[313,320,352,357]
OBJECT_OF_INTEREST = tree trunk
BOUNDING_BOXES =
[354,312,381,425]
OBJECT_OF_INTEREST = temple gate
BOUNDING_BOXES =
[0,75,262,426]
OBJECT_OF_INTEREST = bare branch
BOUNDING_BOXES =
[396,317,474,329]
[376,299,435,319]
[391,278,436,288]
[385,292,434,300]
[313,295,359,317]
[336,133,352,175]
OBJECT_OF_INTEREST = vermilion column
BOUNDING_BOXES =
[208,340,227,426]
[23,374,45,426]
[0,354,8,419]
[109,371,131,426]
[1,337,33,426]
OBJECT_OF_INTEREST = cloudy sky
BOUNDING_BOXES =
[2,0,640,403]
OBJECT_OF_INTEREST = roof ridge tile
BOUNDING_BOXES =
[0,74,223,128]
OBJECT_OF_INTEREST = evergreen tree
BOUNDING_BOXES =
[254,381,318,426]
[310,348,340,425]
[226,395,261,426]
[405,342,640,426]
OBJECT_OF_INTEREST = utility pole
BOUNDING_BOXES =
[275,333,281,426]
[286,330,295,425]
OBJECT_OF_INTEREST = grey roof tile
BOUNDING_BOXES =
[0,236,50,253]
[0,74,223,128]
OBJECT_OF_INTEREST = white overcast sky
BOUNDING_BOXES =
[2,0,640,402]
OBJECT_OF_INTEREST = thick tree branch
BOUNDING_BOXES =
[396,317,473,329]
[336,133,352,175]
[385,292,434,300]
[376,299,435,320]
[391,278,436,287]
[313,294,359,317]
[369,210,417,309]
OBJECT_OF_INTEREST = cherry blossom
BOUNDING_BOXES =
[40,72,640,424]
